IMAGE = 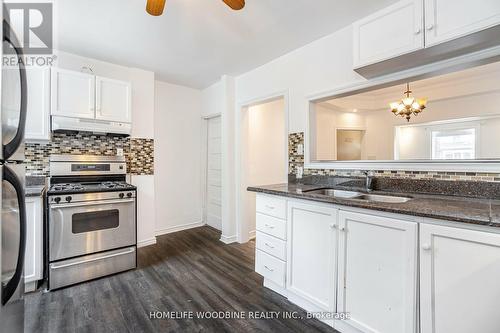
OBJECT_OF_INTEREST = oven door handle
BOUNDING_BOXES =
[49,198,135,209]
[50,248,136,270]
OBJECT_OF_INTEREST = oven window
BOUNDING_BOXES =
[72,210,120,234]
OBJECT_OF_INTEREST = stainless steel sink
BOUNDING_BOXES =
[355,194,411,203]
[305,189,362,199]
[304,188,411,203]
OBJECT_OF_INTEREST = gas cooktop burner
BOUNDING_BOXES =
[48,181,136,195]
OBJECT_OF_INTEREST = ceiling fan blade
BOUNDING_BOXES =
[146,0,167,16]
[222,0,245,10]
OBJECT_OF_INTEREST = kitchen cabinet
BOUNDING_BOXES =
[336,210,418,333]
[424,0,500,47]
[24,196,44,292]
[51,68,95,119]
[254,194,288,296]
[95,76,131,123]
[353,0,424,68]
[286,200,337,313]
[353,0,500,75]
[25,67,51,141]
[420,223,500,333]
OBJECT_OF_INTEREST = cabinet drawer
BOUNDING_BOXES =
[256,213,287,240]
[256,231,286,261]
[256,195,286,219]
[255,249,286,287]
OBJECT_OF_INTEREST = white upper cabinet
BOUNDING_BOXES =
[337,210,418,333]
[95,76,131,123]
[420,223,500,333]
[424,0,500,46]
[51,68,95,119]
[353,0,424,68]
[25,67,51,141]
[287,201,338,313]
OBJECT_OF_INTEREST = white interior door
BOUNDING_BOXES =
[206,116,222,230]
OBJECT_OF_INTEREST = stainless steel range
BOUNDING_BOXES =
[47,155,137,290]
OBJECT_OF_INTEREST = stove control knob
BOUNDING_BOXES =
[119,193,125,199]
[54,197,61,204]
[66,196,72,203]
[127,192,133,198]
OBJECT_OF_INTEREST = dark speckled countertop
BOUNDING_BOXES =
[248,183,500,228]
[25,176,47,197]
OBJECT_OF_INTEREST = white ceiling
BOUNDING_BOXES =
[57,0,397,89]
[321,61,500,112]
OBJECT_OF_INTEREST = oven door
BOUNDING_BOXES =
[49,198,136,262]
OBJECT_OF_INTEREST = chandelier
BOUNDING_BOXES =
[390,83,427,122]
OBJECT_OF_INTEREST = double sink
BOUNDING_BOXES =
[304,189,411,203]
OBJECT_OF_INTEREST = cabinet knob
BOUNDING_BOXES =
[414,28,421,35]
[422,243,432,251]
[329,223,337,229]
[339,226,346,232]
[426,24,434,31]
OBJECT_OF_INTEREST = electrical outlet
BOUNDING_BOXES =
[297,144,304,156]
[116,148,124,156]
[296,166,304,179]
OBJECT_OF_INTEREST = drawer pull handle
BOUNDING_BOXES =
[264,265,274,272]
[265,205,275,210]
[264,242,275,249]
[265,224,275,229]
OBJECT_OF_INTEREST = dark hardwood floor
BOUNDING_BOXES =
[25,226,336,333]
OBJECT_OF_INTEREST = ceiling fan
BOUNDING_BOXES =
[146,0,245,16]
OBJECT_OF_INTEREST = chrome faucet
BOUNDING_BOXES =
[364,171,375,192]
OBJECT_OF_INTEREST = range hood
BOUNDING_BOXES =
[52,116,131,136]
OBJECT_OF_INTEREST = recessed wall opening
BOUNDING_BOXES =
[240,97,287,242]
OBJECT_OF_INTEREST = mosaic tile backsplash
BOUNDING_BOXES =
[289,132,500,183]
[25,131,154,176]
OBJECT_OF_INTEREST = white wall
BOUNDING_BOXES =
[55,51,157,247]
[154,81,204,235]
[244,99,286,238]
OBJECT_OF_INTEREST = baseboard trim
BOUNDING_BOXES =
[155,221,205,236]
[220,234,237,244]
[249,230,256,240]
[138,237,157,248]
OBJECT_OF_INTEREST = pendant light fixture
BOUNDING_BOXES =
[146,0,245,16]
[390,83,427,122]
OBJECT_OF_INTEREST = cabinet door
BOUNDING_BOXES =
[24,197,43,284]
[424,0,500,47]
[95,77,131,123]
[420,224,500,333]
[287,201,337,312]
[51,68,95,119]
[337,210,417,333]
[353,0,424,68]
[25,67,50,141]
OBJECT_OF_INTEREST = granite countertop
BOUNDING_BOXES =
[248,183,500,228]
[25,176,47,197]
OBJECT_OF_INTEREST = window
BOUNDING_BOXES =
[431,128,476,160]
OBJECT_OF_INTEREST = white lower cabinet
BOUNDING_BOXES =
[336,210,418,333]
[287,201,338,316]
[420,223,500,333]
[24,196,44,292]
[254,195,500,333]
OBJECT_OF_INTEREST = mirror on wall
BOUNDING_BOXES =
[309,61,500,162]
